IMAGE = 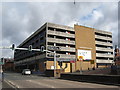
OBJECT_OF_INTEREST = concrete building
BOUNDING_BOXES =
[114,45,120,65]
[95,29,113,67]
[3,58,14,71]
[74,25,113,71]
[14,22,76,73]
[14,22,114,73]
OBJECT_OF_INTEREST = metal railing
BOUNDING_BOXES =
[60,47,75,52]
[95,30,112,36]
[96,53,114,58]
[95,35,112,41]
[95,41,112,46]
[58,54,75,58]
[47,38,75,45]
[96,59,113,63]
[47,45,75,52]
[48,30,75,38]
[96,47,113,52]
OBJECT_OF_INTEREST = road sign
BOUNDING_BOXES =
[0,58,4,65]
[0,61,4,65]
[78,56,83,59]
[47,54,60,57]
[47,46,61,51]
[78,56,83,61]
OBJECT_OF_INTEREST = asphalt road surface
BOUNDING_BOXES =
[2,72,120,90]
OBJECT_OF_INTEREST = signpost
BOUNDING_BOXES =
[47,46,61,77]
[78,56,83,74]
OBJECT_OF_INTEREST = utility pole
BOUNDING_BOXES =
[78,56,83,74]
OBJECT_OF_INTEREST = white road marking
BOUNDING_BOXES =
[5,79,20,89]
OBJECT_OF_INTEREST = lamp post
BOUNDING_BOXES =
[80,59,82,74]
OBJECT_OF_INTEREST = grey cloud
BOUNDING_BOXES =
[2,2,118,57]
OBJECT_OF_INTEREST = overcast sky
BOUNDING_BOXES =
[1,0,119,58]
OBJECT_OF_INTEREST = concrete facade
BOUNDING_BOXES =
[14,22,114,73]
[95,30,113,67]
[14,22,75,73]
[74,25,113,69]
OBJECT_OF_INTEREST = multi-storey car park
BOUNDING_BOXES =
[14,22,114,74]
[14,22,76,73]
[95,30,113,67]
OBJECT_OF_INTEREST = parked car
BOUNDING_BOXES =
[22,69,31,75]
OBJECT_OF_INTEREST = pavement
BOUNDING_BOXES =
[2,80,14,88]
[73,67,111,75]
[2,72,120,90]
[0,73,2,90]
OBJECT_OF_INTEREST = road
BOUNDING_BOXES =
[2,72,120,89]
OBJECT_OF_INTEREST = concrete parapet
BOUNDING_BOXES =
[60,73,120,86]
